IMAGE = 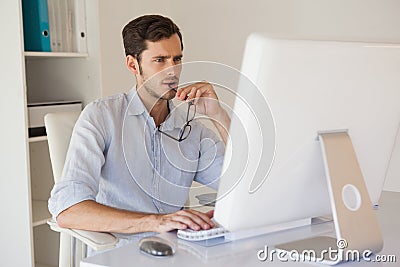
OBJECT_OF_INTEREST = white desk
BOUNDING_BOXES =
[81,191,399,267]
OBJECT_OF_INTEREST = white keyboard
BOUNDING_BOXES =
[177,226,228,241]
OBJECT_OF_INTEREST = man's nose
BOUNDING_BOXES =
[166,62,180,76]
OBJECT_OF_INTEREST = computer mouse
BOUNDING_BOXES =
[139,236,175,257]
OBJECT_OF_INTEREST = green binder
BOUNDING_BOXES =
[22,0,51,52]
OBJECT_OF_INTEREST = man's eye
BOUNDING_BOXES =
[174,58,182,62]
[155,58,164,63]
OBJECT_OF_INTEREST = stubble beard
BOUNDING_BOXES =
[140,74,177,102]
[144,82,176,101]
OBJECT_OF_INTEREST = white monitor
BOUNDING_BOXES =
[214,34,400,233]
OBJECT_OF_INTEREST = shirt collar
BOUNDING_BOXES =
[126,86,188,131]
[127,87,146,116]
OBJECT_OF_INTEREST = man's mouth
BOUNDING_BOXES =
[163,81,178,91]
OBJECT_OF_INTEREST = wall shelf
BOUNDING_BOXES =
[32,200,52,227]
[4,0,98,265]
[29,136,48,143]
[24,52,88,59]
[36,263,56,267]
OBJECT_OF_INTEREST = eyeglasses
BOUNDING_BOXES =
[158,102,196,142]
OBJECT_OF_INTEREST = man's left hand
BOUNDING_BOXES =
[176,81,223,118]
[176,81,231,144]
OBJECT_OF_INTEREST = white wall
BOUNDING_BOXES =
[97,0,400,191]
[171,0,400,68]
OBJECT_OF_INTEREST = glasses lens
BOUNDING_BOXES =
[179,124,192,141]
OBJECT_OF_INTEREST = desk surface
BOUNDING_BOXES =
[81,191,399,267]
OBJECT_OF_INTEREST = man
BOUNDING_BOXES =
[48,15,230,236]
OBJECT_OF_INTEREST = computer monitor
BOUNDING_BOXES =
[214,34,400,234]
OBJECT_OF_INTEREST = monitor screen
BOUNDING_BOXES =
[214,34,400,233]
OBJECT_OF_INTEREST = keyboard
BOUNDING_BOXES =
[177,226,228,241]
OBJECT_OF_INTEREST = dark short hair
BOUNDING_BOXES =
[122,15,183,64]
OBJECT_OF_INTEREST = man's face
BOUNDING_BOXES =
[136,34,183,101]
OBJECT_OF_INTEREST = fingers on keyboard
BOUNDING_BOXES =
[174,210,214,230]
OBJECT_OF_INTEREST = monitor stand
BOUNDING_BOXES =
[275,130,383,265]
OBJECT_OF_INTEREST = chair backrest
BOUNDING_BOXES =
[45,111,80,182]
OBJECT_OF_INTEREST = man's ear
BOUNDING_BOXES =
[126,55,140,75]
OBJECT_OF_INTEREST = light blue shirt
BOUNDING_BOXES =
[48,88,224,221]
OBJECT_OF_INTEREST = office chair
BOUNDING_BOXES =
[45,111,118,267]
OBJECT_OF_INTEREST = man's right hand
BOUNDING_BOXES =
[57,200,216,234]
[154,209,215,232]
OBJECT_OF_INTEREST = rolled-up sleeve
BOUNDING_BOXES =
[48,102,107,219]
[193,126,225,190]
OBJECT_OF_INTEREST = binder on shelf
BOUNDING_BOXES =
[73,0,88,53]
[22,0,51,52]
[47,0,60,52]
[47,0,70,52]
[47,0,87,53]
[59,0,73,52]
